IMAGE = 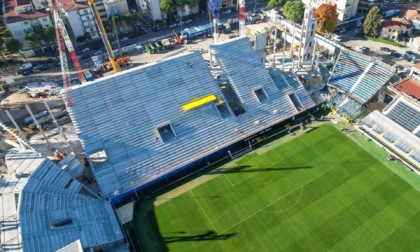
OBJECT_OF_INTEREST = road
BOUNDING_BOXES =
[2,4,266,83]
[338,29,414,70]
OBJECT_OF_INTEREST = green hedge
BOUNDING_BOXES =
[366,36,402,46]
[353,33,402,46]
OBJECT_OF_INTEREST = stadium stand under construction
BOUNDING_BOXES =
[327,50,395,120]
[67,37,316,204]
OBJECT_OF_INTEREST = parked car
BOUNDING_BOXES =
[406,50,414,55]
[356,46,368,53]
[21,69,32,76]
[391,52,401,57]
[47,60,60,68]
[33,64,49,71]
[94,50,103,55]
[20,62,33,70]
[380,47,392,52]
[45,58,55,63]
[387,61,395,66]
[82,48,90,53]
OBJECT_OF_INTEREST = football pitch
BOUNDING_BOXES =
[132,123,420,251]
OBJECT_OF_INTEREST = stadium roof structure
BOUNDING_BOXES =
[363,110,420,166]
[0,146,126,252]
[68,38,314,201]
[327,49,395,119]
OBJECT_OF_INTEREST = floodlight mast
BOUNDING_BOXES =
[208,0,221,43]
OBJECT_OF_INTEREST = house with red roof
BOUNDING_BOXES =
[3,0,52,49]
[380,18,413,41]
[406,9,420,30]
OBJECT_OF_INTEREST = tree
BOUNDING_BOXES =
[124,13,138,30]
[268,0,286,10]
[160,0,173,12]
[6,39,26,61]
[363,6,381,37]
[42,26,56,44]
[0,37,6,62]
[83,32,92,41]
[76,36,86,43]
[24,31,42,49]
[283,1,305,23]
[313,3,338,35]
[160,0,176,21]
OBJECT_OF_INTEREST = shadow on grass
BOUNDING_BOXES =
[209,165,312,174]
[305,127,319,134]
[131,199,236,252]
[164,230,236,243]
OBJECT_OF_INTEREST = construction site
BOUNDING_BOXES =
[0,2,335,251]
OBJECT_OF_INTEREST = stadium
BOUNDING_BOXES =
[1,35,420,252]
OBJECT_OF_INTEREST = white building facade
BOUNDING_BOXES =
[3,0,53,49]
[136,0,199,21]
[302,0,359,21]
[59,0,128,41]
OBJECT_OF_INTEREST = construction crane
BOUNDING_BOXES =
[50,0,86,107]
[87,0,120,73]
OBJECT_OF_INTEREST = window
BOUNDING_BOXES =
[389,29,392,32]
[253,87,268,102]
[157,123,176,142]
[311,31,313,37]
[42,17,47,21]
[84,9,88,14]
[308,42,312,48]
[312,24,314,30]
[23,21,29,25]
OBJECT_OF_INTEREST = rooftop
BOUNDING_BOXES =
[4,0,49,24]
[392,76,420,100]
[381,19,412,29]
[406,9,420,19]
[59,0,89,12]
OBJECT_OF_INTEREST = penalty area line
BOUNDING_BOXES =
[191,190,220,234]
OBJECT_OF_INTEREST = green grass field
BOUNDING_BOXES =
[132,123,420,251]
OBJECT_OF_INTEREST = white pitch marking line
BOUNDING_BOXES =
[220,157,337,234]
[191,190,220,235]
[144,212,164,252]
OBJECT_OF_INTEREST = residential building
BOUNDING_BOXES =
[58,0,128,41]
[136,0,198,21]
[59,0,99,40]
[302,0,360,21]
[412,37,420,52]
[406,9,420,30]
[380,18,413,42]
[3,0,52,49]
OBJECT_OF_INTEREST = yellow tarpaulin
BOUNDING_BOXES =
[182,94,222,111]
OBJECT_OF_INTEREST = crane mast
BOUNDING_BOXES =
[88,0,120,73]
[50,0,86,107]
[239,0,245,37]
